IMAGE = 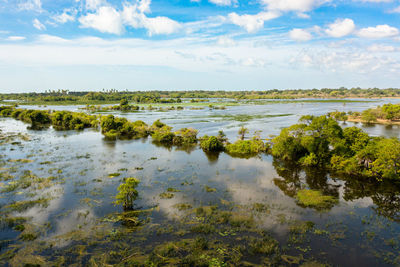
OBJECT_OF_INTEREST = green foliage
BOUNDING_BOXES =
[361,109,378,123]
[52,111,97,130]
[296,189,338,210]
[327,111,348,121]
[173,128,198,146]
[115,177,140,210]
[273,115,400,180]
[100,115,149,140]
[151,126,175,144]
[225,139,268,158]
[200,135,225,152]
[382,103,400,120]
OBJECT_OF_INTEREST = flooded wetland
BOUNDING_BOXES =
[1,99,400,266]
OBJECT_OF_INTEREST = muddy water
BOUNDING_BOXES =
[0,99,400,266]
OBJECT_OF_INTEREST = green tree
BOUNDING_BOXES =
[115,177,140,210]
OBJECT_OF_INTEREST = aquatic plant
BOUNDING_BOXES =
[296,189,338,210]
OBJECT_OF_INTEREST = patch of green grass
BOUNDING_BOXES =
[296,189,338,210]
[204,185,217,192]
[159,192,174,199]
[108,173,121,178]
[167,187,181,192]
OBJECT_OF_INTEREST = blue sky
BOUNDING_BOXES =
[0,0,400,92]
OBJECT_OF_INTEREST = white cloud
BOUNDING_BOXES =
[289,28,312,41]
[217,36,236,46]
[367,44,397,52]
[18,0,42,12]
[325,18,355,38]
[6,36,26,41]
[52,9,76,24]
[228,11,280,33]
[79,6,123,34]
[85,0,106,11]
[292,49,400,74]
[33,18,46,30]
[357,24,399,38]
[122,1,181,36]
[260,0,329,13]
[37,34,69,44]
[142,16,181,36]
[209,0,238,6]
[78,1,180,35]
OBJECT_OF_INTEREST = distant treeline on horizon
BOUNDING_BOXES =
[1,88,400,103]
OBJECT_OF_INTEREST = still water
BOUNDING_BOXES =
[1,99,400,266]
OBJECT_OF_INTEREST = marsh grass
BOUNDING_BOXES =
[296,189,338,210]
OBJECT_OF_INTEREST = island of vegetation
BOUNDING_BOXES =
[1,104,399,181]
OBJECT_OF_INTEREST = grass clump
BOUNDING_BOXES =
[296,189,338,210]
[204,185,217,192]
[159,192,175,199]
[225,139,268,158]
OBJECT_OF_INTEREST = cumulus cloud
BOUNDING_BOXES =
[33,18,46,30]
[122,1,181,36]
[228,11,280,33]
[357,24,399,38]
[142,16,181,36]
[78,0,180,35]
[79,6,123,34]
[325,18,355,38]
[289,28,312,41]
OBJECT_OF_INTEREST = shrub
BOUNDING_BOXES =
[200,136,224,152]
[115,177,140,210]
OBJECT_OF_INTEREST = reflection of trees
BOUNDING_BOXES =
[151,141,198,154]
[341,177,400,222]
[273,159,302,198]
[273,157,400,220]
[204,151,221,164]
[272,159,339,208]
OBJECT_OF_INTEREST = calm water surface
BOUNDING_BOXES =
[1,99,400,266]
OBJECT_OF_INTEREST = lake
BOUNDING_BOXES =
[1,99,400,266]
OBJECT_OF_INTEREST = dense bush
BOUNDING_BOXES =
[272,115,400,180]
[225,139,268,158]
[100,115,149,140]
[52,111,97,130]
[199,136,225,152]
[173,128,198,146]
